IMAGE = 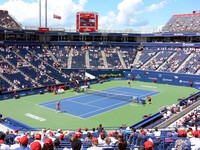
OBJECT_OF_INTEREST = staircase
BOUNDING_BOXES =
[85,50,90,68]
[140,52,160,69]
[132,51,142,66]
[117,51,126,69]
[11,51,42,86]
[196,69,200,75]
[68,48,73,69]
[0,56,13,85]
[175,52,193,73]
[47,50,58,63]
[157,52,176,71]
[101,51,108,68]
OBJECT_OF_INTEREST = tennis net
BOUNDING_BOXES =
[85,89,136,102]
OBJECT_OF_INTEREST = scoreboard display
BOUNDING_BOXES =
[76,12,98,32]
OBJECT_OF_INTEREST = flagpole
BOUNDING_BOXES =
[53,17,54,28]
[45,0,47,28]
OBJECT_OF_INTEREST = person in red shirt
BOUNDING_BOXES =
[154,78,157,83]
[131,75,134,81]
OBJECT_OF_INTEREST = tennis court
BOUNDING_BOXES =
[38,86,160,119]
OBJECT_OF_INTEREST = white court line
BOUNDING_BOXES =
[39,86,160,118]
[141,85,158,89]
[79,100,128,117]
[36,104,85,119]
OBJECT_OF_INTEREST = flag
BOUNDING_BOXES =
[53,14,61,20]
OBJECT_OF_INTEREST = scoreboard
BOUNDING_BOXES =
[76,12,98,32]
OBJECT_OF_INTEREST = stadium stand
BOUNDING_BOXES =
[0,9,200,150]
[0,10,22,30]
[163,12,200,32]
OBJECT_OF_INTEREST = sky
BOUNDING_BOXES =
[0,0,199,32]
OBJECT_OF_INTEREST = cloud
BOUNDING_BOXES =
[98,0,145,30]
[0,0,169,31]
[145,0,168,12]
[0,0,87,28]
[98,0,170,30]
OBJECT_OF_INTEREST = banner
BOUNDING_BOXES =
[53,14,61,19]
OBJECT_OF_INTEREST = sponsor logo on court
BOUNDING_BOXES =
[25,113,46,122]
[135,74,141,79]
[179,80,189,84]
[194,82,200,85]
[163,78,172,82]
[148,77,154,80]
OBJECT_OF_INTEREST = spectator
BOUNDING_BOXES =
[144,140,154,150]
[30,141,42,150]
[42,138,53,150]
[173,129,191,150]
[97,124,104,134]
[15,136,31,150]
[53,138,61,149]
[87,137,102,150]
[117,133,127,150]
[85,132,93,142]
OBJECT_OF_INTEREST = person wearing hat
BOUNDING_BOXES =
[83,128,89,134]
[87,137,102,150]
[34,133,44,147]
[147,95,152,104]
[43,138,54,150]
[15,136,31,150]
[174,129,191,150]
[144,140,154,150]
[189,130,200,150]
[30,141,42,150]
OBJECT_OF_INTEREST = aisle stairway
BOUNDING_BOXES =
[175,52,193,73]
[101,51,108,68]
[85,50,90,68]
[68,48,73,69]
[117,51,126,69]
[132,51,142,66]
[156,52,176,71]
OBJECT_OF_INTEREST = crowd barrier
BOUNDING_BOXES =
[124,70,200,89]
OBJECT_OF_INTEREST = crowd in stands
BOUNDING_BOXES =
[119,47,137,69]
[0,44,199,93]
[133,47,158,69]
[178,48,200,74]
[0,10,21,30]
[134,46,199,74]
[163,13,200,32]
[89,46,105,69]
[139,47,174,71]
[158,47,191,72]
[1,118,200,150]
[104,46,123,69]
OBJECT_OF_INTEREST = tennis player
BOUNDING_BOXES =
[56,99,61,113]
[147,95,152,104]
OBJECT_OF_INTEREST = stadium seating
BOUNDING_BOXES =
[0,9,200,150]
[0,10,22,30]
[163,13,200,32]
